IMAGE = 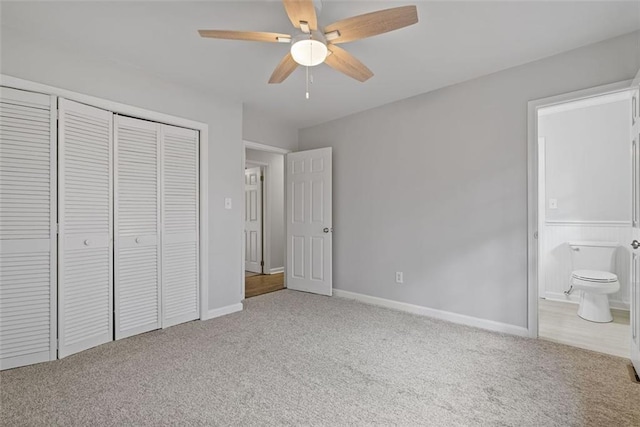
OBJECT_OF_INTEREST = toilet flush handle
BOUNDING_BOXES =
[631,240,640,250]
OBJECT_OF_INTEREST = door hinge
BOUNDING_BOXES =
[260,175,264,182]
[533,231,538,239]
[56,223,59,234]
[260,261,264,267]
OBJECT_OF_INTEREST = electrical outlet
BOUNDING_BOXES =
[395,272,404,284]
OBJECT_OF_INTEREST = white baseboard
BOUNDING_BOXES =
[269,267,284,274]
[333,289,529,337]
[544,291,629,311]
[202,303,243,321]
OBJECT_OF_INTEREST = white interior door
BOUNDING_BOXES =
[286,147,332,296]
[245,166,263,273]
[0,87,57,370]
[58,98,113,358]
[161,124,199,328]
[114,115,161,339]
[630,69,640,375]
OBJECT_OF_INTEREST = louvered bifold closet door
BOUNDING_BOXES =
[114,116,161,339]
[161,124,199,327]
[58,99,113,358]
[0,87,56,370]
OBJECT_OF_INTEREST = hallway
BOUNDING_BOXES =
[245,272,285,298]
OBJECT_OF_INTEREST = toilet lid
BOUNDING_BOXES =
[571,270,618,283]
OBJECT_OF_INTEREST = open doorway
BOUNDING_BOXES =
[243,142,288,298]
[529,83,634,358]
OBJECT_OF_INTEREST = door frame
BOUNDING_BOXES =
[242,140,291,300]
[0,74,210,323]
[527,79,633,338]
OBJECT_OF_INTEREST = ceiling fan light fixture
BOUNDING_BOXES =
[290,32,327,67]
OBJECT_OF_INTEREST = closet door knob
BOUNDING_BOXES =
[135,237,141,244]
[84,239,91,246]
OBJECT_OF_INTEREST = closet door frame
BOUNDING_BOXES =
[2,75,210,326]
[48,94,58,362]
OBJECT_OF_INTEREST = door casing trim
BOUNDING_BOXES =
[527,79,633,338]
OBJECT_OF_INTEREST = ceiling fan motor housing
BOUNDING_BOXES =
[290,31,328,66]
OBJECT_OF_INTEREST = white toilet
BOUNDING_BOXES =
[567,241,620,323]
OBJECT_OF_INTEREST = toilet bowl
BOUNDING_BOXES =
[569,270,620,323]
[567,242,620,323]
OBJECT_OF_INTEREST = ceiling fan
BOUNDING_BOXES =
[198,0,418,86]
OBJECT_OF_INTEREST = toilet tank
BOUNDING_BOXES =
[568,241,618,272]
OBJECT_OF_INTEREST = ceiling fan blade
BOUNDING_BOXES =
[324,45,373,82]
[269,53,299,84]
[198,30,291,43]
[324,5,418,44]
[282,0,318,31]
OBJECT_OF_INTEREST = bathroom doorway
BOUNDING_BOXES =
[529,82,634,358]
[243,142,289,299]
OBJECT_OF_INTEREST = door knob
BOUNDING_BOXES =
[84,239,91,246]
[135,237,141,244]
[323,228,329,233]
[632,240,640,250]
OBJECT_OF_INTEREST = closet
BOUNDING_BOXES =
[0,88,201,368]
[58,99,113,357]
[0,88,57,370]
[114,116,160,340]
[160,125,200,327]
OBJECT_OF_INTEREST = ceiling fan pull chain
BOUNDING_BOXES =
[306,41,312,99]
[305,67,309,99]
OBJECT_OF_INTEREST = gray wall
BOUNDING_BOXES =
[299,31,640,328]
[1,30,244,311]
[540,96,630,222]
[245,149,285,271]
[243,105,298,151]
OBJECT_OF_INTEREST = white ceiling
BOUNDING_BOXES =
[2,1,639,129]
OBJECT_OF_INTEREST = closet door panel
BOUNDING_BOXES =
[0,87,56,370]
[162,124,199,327]
[58,99,113,358]
[114,116,161,339]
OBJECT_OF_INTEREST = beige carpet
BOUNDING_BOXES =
[1,290,639,426]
